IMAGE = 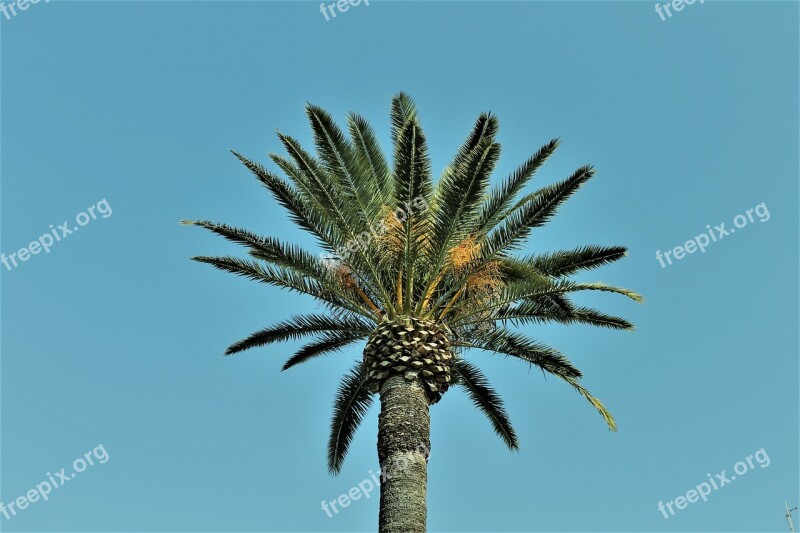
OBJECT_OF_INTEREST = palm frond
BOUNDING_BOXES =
[191,255,375,318]
[523,245,628,277]
[307,104,380,224]
[458,328,582,380]
[390,92,418,146]
[328,362,373,474]
[269,145,393,312]
[425,138,500,278]
[561,375,617,431]
[497,255,550,282]
[567,307,634,330]
[276,133,356,232]
[453,359,518,449]
[478,294,634,331]
[230,151,342,250]
[393,118,433,311]
[460,331,616,431]
[453,278,643,324]
[483,165,595,257]
[445,113,499,181]
[282,331,367,371]
[559,282,644,303]
[225,314,374,355]
[182,220,330,281]
[348,112,391,199]
[476,138,560,234]
[427,165,594,317]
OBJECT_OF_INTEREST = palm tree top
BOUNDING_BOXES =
[183,92,642,473]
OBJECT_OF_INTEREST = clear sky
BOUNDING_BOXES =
[1,1,798,532]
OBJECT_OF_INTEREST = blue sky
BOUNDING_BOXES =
[1,1,798,532]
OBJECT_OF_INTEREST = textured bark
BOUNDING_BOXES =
[377,375,430,533]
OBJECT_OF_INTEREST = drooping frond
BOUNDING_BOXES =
[328,362,373,474]
[560,375,617,431]
[453,358,518,449]
[283,331,368,371]
[497,278,643,304]
[554,281,644,303]
[459,331,616,431]
[225,314,374,355]
[458,327,582,380]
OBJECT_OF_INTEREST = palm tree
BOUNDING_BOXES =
[183,93,641,533]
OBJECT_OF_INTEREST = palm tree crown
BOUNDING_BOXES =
[184,93,641,475]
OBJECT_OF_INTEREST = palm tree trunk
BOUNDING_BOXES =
[377,375,430,533]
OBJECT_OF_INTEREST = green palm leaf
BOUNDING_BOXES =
[393,118,433,311]
[226,314,374,355]
[458,327,582,380]
[348,112,391,199]
[283,331,367,371]
[390,92,418,146]
[523,245,628,277]
[476,138,560,235]
[453,359,518,449]
[328,362,373,474]
[307,104,381,225]
[483,165,595,257]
